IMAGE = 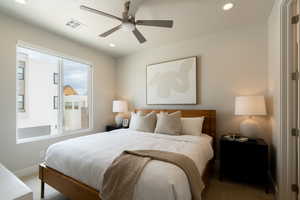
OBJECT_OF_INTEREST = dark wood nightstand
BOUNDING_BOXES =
[219,135,269,192]
[106,125,124,132]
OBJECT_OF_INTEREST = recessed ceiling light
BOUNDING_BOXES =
[223,2,234,11]
[15,0,28,4]
[109,43,116,47]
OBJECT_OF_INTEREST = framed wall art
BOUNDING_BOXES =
[146,56,197,105]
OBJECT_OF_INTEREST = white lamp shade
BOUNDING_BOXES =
[235,96,267,116]
[113,100,128,113]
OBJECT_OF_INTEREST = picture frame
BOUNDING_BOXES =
[122,118,129,128]
[146,56,197,105]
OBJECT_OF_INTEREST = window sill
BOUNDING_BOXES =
[16,129,95,144]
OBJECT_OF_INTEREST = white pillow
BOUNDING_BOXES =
[129,111,157,133]
[181,117,205,136]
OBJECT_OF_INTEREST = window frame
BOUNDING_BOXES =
[16,41,94,143]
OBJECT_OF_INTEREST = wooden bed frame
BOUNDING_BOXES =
[39,109,216,200]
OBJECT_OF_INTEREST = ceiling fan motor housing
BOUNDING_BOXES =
[123,1,135,23]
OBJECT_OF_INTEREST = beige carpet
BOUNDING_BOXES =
[21,174,273,200]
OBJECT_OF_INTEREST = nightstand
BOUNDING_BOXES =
[219,135,269,192]
[106,125,124,132]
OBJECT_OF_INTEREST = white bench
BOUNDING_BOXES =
[0,163,33,200]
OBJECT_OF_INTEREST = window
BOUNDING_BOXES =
[17,95,25,112]
[16,45,92,141]
[53,73,59,85]
[17,62,25,80]
[65,102,72,110]
[17,53,27,113]
[74,102,79,110]
[53,96,59,110]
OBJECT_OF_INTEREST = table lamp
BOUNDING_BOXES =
[235,96,267,138]
[113,100,128,127]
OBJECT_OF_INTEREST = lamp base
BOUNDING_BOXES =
[240,118,261,139]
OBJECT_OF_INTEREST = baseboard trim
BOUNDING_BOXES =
[14,165,39,178]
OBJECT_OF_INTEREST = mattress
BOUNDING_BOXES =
[45,129,214,200]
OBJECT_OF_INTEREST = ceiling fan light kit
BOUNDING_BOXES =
[122,23,136,32]
[80,0,174,44]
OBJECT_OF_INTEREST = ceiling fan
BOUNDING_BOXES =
[80,0,174,44]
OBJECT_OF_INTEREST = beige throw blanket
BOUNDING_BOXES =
[101,150,203,200]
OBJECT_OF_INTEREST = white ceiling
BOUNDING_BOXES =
[0,0,274,58]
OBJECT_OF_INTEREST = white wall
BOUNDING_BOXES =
[116,24,270,152]
[0,13,116,172]
[268,0,283,197]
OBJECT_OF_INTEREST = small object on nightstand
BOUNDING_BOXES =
[237,137,249,142]
[122,118,129,127]
[219,135,269,193]
[224,134,249,142]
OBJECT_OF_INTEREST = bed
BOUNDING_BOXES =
[39,109,216,200]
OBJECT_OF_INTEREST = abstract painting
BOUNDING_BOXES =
[147,57,197,105]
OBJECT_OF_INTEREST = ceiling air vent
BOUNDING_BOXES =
[66,19,82,29]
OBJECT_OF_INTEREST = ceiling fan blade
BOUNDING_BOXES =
[99,25,122,37]
[128,0,145,17]
[132,28,146,43]
[80,5,122,22]
[136,20,174,28]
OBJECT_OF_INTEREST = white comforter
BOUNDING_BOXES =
[45,129,214,200]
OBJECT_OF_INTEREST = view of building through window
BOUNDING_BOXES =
[17,53,27,113]
[63,59,90,131]
[16,46,92,140]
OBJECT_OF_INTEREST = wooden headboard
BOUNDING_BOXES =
[134,109,216,140]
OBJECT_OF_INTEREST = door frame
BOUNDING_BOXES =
[280,0,298,199]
